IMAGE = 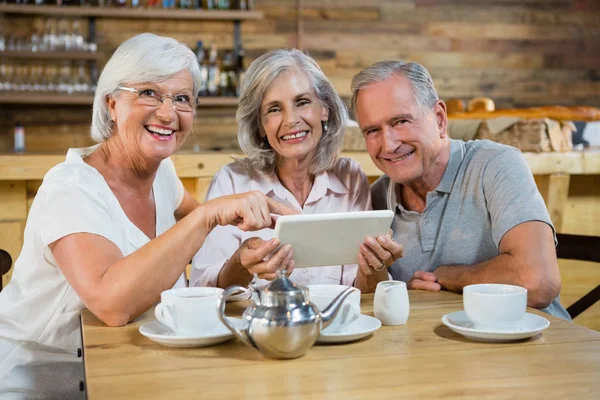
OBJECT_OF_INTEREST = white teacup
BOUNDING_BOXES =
[463,284,527,330]
[155,287,224,336]
[374,280,410,326]
[307,285,361,334]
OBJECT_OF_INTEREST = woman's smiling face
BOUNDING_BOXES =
[108,69,195,163]
[260,68,329,163]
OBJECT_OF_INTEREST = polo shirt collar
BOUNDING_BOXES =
[435,139,465,194]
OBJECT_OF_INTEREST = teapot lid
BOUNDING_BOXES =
[258,270,308,307]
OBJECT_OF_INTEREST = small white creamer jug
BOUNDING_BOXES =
[374,280,410,326]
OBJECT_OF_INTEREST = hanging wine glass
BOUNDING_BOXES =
[46,64,59,93]
[0,61,11,92]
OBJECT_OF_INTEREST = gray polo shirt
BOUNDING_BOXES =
[371,139,570,320]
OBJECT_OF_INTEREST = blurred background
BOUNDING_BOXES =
[1,0,598,152]
[0,0,599,329]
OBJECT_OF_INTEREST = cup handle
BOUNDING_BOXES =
[155,303,178,333]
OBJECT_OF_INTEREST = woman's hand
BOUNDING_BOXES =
[235,237,295,281]
[203,190,297,231]
[357,231,404,276]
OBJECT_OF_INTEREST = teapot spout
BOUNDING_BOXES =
[320,287,356,329]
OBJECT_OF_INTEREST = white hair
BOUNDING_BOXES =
[91,33,202,142]
[351,60,439,116]
[236,49,348,175]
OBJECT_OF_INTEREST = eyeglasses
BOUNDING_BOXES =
[116,85,198,113]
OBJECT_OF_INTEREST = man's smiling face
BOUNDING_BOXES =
[355,73,447,185]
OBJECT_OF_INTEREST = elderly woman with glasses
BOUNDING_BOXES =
[191,49,404,294]
[0,34,294,399]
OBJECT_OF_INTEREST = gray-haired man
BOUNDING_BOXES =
[351,60,570,319]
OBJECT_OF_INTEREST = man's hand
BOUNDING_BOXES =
[357,231,404,276]
[407,271,441,291]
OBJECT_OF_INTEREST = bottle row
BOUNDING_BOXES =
[0,60,97,94]
[0,0,254,9]
[195,41,245,98]
[0,18,97,53]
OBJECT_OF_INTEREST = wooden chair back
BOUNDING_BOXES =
[556,233,600,319]
[0,249,13,292]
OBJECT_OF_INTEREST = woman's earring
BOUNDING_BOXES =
[260,136,271,149]
[322,121,329,133]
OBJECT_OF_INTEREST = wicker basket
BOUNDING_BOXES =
[476,118,573,152]
[342,124,367,151]
[476,119,551,152]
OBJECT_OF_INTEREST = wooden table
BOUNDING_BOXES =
[81,290,600,399]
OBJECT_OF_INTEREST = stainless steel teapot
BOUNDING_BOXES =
[216,270,355,359]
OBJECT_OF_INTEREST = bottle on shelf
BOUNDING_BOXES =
[235,45,245,96]
[219,50,236,97]
[14,121,25,154]
[195,40,208,97]
[206,43,220,97]
[180,0,192,9]
[206,0,216,10]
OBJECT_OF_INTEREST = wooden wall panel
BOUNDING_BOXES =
[1,0,599,151]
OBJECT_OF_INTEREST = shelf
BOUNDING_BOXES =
[0,51,102,60]
[0,93,239,107]
[198,96,238,107]
[0,93,95,105]
[0,4,263,20]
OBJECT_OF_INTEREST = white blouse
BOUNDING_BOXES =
[191,157,371,290]
[0,146,185,397]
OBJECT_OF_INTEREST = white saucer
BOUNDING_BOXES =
[441,311,550,342]
[139,319,237,348]
[317,314,382,344]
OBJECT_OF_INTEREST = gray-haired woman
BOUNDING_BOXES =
[191,49,403,294]
[0,34,294,399]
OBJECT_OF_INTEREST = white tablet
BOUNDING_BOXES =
[273,210,395,268]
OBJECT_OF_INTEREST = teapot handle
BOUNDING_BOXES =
[217,285,257,350]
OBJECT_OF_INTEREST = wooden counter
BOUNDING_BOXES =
[1,149,600,180]
[2,149,600,330]
[80,291,600,399]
